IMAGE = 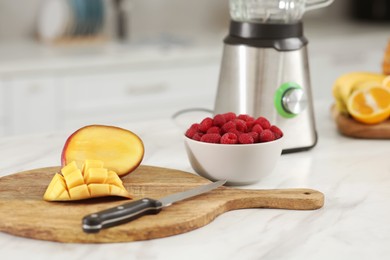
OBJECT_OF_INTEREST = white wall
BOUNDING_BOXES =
[0,0,42,40]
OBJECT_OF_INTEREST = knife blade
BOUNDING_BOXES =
[82,180,226,233]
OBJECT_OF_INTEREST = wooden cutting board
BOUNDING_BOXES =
[0,165,324,243]
[331,105,390,139]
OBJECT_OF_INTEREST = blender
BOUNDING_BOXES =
[214,0,333,153]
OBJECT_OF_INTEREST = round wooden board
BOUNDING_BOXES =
[0,165,324,243]
[331,105,390,139]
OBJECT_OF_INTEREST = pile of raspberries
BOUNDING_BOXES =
[185,112,283,144]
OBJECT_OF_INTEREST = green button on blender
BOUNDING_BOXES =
[274,82,307,118]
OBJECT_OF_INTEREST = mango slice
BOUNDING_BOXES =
[61,125,144,177]
[43,160,132,201]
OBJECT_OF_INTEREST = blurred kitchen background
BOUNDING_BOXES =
[0,0,389,137]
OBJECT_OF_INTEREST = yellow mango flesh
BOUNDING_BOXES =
[57,190,70,200]
[69,184,90,200]
[64,169,84,189]
[88,183,110,197]
[82,159,104,181]
[62,125,144,177]
[43,160,132,201]
[43,173,69,200]
[61,161,78,177]
[107,170,125,188]
[85,168,108,184]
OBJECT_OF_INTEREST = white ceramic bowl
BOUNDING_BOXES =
[184,136,283,185]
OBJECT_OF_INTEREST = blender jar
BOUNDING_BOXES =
[229,0,334,23]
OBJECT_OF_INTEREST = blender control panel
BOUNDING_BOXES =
[274,82,308,118]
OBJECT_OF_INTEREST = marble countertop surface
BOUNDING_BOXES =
[1,19,390,260]
[1,97,390,260]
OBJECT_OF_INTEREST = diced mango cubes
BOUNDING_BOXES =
[107,170,125,188]
[85,168,108,184]
[88,183,110,197]
[44,173,69,199]
[68,184,90,200]
[43,160,132,201]
[65,169,84,189]
[61,161,79,177]
[82,159,104,181]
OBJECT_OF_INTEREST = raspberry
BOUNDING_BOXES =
[207,126,221,134]
[238,133,254,144]
[200,133,221,143]
[221,132,238,144]
[228,128,241,137]
[270,125,283,139]
[252,124,263,134]
[221,121,236,134]
[192,133,203,141]
[199,117,213,132]
[213,114,226,127]
[186,113,281,145]
[185,123,200,138]
[234,119,248,132]
[238,114,255,122]
[248,131,259,143]
[255,117,271,129]
[259,129,276,142]
[222,112,236,122]
[246,120,255,130]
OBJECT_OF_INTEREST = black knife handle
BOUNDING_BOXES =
[82,198,163,233]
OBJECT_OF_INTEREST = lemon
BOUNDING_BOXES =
[347,86,390,124]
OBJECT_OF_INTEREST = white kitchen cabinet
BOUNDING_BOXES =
[0,59,220,137]
[58,63,219,131]
[2,77,60,135]
[0,41,223,137]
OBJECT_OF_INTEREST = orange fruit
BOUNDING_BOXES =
[347,86,390,124]
[383,76,390,88]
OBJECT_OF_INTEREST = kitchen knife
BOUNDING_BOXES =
[82,180,226,233]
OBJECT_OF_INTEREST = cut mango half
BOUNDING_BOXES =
[347,86,390,124]
[43,160,132,201]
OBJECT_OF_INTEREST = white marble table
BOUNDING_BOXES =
[1,97,390,260]
[1,18,390,260]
